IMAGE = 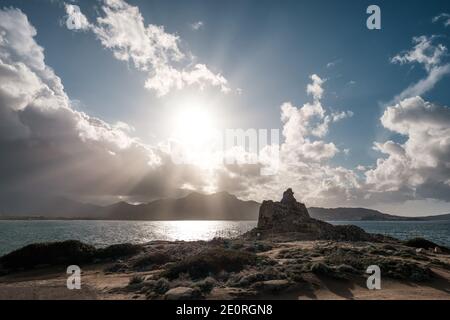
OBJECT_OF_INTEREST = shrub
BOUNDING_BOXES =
[162,248,257,279]
[195,277,217,294]
[153,278,170,294]
[379,259,433,281]
[236,273,266,287]
[255,242,273,252]
[310,262,333,275]
[216,270,230,282]
[325,250,433,281]
[104,262,129,273]
[0,240,96,269]
[309,262,349,280]
[129,275,144,285]
[133,251,172,270]
[95,243,142,260]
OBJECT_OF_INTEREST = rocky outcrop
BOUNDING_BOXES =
[257,188,310,230]
[245,188,385,242]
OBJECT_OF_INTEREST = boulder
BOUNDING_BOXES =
[164,287,201,300]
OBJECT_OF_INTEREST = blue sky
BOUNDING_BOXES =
[1,0,450,215]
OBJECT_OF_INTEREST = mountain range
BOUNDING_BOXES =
[1,191,449,221]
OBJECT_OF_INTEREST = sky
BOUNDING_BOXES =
[0,0,450,216]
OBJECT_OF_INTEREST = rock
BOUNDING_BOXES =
[416,248,423,254]
[405,238,439,250]
[257,189,310,230]
[164,287,200,300]
[252,279,291,292]
[281,188,296,204]
[330,225,373,242]
[335,264,358,274]
[434,247,442,254]
[246,188,376,242]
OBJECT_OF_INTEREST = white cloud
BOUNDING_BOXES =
[306,74,324,100]
[65,4,90,31]
[331,110,353,122]
[212,74,360,206]
[280,75,353,161]
[394,64,450,101]
[391,36,450,101]
[144,64,229,96]
[366,96,450,201]
[253,75,357,204]
[65,0,229,96]
[432,13,450,27]
[190,21,204,30]
[326,59,341,68]
[113,121,135,133]
[364,35,450,205]
[391,36,447,72]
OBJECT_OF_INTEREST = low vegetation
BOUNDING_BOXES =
[162,248,258,279]
[95,243,142,260]
[0,240,96,269]
[404,237,449,253]
[0,240,143,271]
[1,236,449,299]
[132,251,172,271]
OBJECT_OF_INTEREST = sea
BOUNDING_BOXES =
[0,220,449,256]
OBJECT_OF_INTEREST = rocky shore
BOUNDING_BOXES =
[0,189,449,300]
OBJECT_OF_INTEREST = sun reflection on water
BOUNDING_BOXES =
[151,221,254,241]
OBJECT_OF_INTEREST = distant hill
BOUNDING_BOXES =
[0,192,260,221]
[308,207,410,221]
[1,192,449,221]
[104,191,260,220]
[411,213,450,221]
[308,207,450,221]
[0,196,103,219]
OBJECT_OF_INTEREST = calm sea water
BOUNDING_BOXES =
[0,220,449,256]
[0,220,257,256]
[332,220,450,247]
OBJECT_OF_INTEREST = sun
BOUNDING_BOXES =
[169,97,223,169]
[171,95,221,147]
[173,107,216,146]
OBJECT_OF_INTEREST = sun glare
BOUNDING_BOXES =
[171,95,221,147]
[169,97,223,169]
